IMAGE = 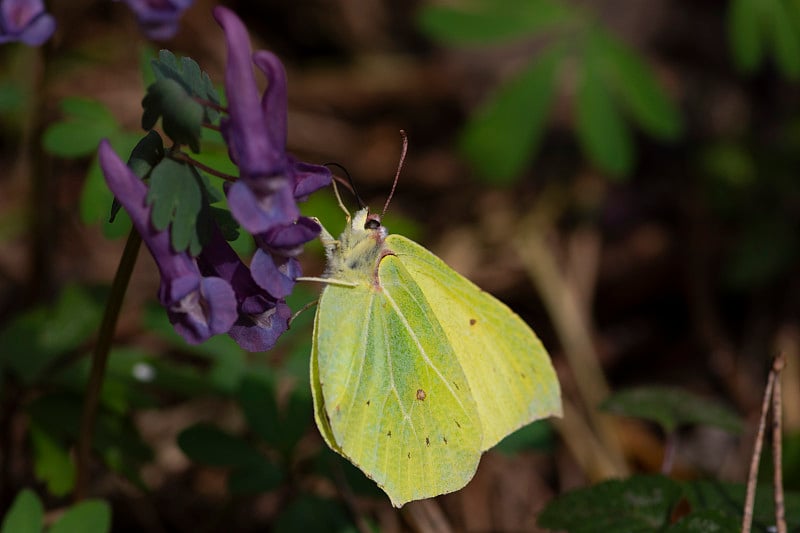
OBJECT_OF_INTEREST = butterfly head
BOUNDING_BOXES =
[349,208,388,242]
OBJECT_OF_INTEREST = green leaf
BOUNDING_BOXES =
[728,0,764,72]
[601,386,743,434]
[592,30,683,140]
[49,500,111,533]
[80,133,140,231]
[666,509,739,532]
[30,425,75,496]
[150,50,220,123]
[106,131,166,225]
[494,419,554,455]
[764,0,800,78]
[237,374,280,446]
[417,0,573,45]
[576,57,633,177]
[146,158,204,254]
[681,480,800,529]
[0,489,43,533]
[274,496,352,533]
[142,78,204,152]
[42,98,119,158]
[538,475,682,532]
[0,285,102,384]
[460,44,564,184]
[178,424,264,468]
[228,459,284,495]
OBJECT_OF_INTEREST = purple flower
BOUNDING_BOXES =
[196,226,292,352]
[0,0,55,46]
[98,140,237,344]
[214,6,331,297]
[116,0,193,40]
[213,7,330,242]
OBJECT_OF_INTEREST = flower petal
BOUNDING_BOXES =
[214,6,282,177]
[250,250,301,299]
[228,302,292,352]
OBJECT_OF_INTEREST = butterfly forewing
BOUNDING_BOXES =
[314,256,483,506]
[386,234,562,449]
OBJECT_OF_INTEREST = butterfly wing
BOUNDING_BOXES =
[312,259,483,507]
[386,234,562,449]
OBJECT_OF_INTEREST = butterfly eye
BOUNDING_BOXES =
[365,218,381,230]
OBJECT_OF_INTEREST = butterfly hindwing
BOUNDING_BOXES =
[385,234,562,449]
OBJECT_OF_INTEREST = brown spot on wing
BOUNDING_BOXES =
[425,437,430,446]
[416,388,426,401]
[469,318,477,326]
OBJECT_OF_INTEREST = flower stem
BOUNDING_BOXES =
[74,228,142,502]
[170,151,237,182]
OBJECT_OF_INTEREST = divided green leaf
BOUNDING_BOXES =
[146,158,217,255]
[150,49,220,123]
[418,0,573,45]
[592,30,683,140]
[43,98,119,158]
[460,44,563,184]
[601,386,743,434]
[142,78,204,152]
[576,56,633,177]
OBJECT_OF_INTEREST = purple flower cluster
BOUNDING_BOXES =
[115,0,193,40]
[0,0,55,46]
[214,6,331,300]
[99,7,330,350]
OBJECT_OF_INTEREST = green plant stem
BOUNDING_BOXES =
[74,229,142,502]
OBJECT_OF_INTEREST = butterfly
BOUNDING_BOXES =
[303,144,561,507]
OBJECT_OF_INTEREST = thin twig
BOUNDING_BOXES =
[170,151,237,182]
[74,229,142,501]
[194,96,227,113]
[772,354,787,533]
[742,361,778,533]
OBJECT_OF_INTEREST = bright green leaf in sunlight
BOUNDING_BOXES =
[601,386,743,434]
[43,98,118,158]
[417,0,573,45]
[592,30,683,140]
[30,425,75,496]
[0,489,43,533]
[538,475,682,532]
[576,58,633,177]
[460,45,564,184]
[48,500,111,533]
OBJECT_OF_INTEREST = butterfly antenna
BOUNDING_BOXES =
[382,129,407,218]
[325,162,368,215]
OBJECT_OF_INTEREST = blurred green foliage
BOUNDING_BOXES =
[417,0,683,182]
[1,490,110,533]
[538,474,800,532]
